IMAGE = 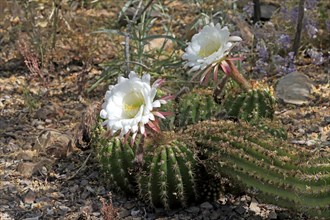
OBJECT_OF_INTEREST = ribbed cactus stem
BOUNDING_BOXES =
[98,137,137,195]
[226,60,251,91]
[186,120,330,218]
[138,135,198,209]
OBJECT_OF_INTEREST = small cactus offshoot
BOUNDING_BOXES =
[175,88,218,128]
[137,134,198,209]
[223,84,276,122]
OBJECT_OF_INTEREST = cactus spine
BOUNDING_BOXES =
[138,135,198,209]
[186,120,330,218]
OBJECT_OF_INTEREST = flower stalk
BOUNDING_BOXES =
[226,60,251,91]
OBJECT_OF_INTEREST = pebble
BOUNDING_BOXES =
[185,206,200,213]
[46,207,54,215]
[200,202,213,209]
[249,200,261,214]
[59,205,71,212]
[235,205,247,215]
[119,209,130,218]
[69,184,79,193]
[92,212,101,217]
[210,210,221,220]
[130,208,140,217]
[36,125,44,130]
[80,179,89,186]
[23,189,36,204]
[268,210,277,219]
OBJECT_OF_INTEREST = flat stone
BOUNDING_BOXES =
[33,129,74,158]
[17,162,39,177]
[275,71,314,105]
[119,209,130,218]
[200,202,213,209]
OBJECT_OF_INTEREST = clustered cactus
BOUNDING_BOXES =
[90,18,329,219]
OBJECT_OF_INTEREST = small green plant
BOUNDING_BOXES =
[22,86,41,112]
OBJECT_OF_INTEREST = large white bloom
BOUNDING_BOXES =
[100,71,166,136]
[182,23,242,73]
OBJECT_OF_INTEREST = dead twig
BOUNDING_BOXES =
[65,152,91,180]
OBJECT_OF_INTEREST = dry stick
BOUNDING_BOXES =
[124,0,155,77]
[65,152,92,180]
[227,60,252,91]
[292,0,305,57]
[253,0,261,24]
[51,0,59,49]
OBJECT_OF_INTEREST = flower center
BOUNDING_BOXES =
[122,91,144,118]
[198,40,221,58]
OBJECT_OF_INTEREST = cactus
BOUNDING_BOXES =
[98,136,137,195]
[223,84,276,122]
[175,88,218,128]
[137,134,198,209]
[196,165,223,201]
[186,120,330,218]
[250,119,288,140]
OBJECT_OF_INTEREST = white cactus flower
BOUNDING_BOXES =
[182,23,242,73]
[100,71,167,137]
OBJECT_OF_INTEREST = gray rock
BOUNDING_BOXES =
[200,202,213,209]
[275,71,314,105]
[119,209,130,218]
[130,208,140,217]
[235,205,247,215]
[260,4,279,20]
[186,206,200,213]
[210,210,222,220]
[268,211,277,219]
[59,205,71,212]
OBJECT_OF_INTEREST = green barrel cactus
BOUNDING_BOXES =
[137,134,198,209]
[98,136,137,195]
[186,120,330,218]
[175,88,218,128]
[223,84,276,122]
